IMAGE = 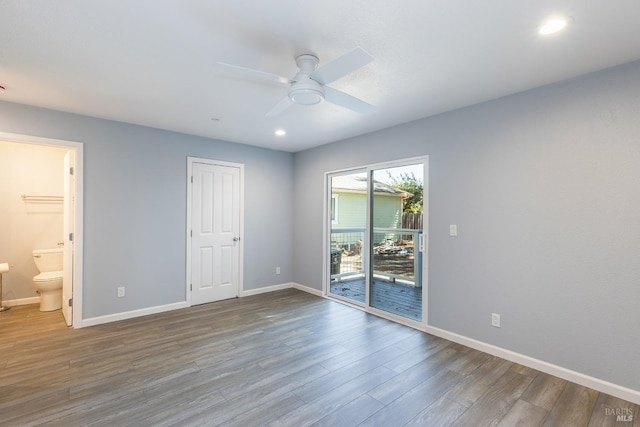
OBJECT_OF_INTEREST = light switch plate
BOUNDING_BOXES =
[449,224,458,236]
[491,313,501,328]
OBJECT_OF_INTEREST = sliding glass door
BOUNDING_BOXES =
[370,165,423,321]
[327,159,426,322]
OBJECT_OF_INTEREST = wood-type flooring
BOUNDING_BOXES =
[1,289,638,426]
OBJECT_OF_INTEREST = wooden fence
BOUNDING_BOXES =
[401,213,423,230]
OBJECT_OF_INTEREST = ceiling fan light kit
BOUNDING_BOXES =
[288,78,325,105]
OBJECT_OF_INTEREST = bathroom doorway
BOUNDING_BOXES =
[0,132,83,327]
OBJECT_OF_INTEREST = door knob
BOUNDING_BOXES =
[233,237,240,242]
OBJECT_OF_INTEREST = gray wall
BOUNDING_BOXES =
[293,60,640,391]
[0,102,294,318]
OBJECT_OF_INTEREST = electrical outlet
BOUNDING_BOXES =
[117,287,125,298]
[276,267,281,275]
[491,313,501,328]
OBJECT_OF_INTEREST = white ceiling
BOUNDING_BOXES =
[2,1,640,152]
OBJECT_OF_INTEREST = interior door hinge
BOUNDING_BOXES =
[69,232,74,242]
[191,176,193,183]
[190,284,192,291]
[190,230,193,237]
[69,166,74,175]
[68,298,73,307]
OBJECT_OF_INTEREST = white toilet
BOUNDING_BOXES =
[32,248,63,311]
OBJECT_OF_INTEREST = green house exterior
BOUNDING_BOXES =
[331,175,408,248]
[332,192,404,229]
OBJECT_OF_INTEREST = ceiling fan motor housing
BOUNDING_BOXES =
[289,54,325,105]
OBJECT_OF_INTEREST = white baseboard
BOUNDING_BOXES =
[240,282,293,297]
[424,325,640,405]
[291,282,323,297]
[239,282,322,297]
[3,296,40,307]
[82,282,300,327]
[80,301,189,328]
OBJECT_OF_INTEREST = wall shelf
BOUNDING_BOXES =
[21,194,64,203]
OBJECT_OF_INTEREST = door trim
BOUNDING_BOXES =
[186,157,244,306]
[0,131,84,328]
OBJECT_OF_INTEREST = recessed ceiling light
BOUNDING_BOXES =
[274,129,286,136]
[539,18,568,35]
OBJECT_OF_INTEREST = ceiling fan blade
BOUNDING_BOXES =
[266,95,293,117]
[324,87,376,114]
[216,62,291,85]
[310,47,374,85]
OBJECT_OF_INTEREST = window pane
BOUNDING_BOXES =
[329,172,367,304]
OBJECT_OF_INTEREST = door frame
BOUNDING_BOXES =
[186,156,244,306]
[323,155,429,329]
[324,168,369,309]
[62,150,75,326]
[0,131,84,328]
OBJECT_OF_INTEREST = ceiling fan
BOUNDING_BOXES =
[216,47,375,117]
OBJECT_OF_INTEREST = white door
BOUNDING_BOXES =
[190,161,241,304]
[62,150,75,326]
